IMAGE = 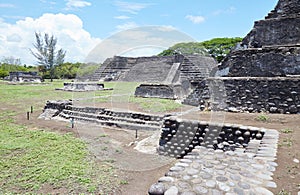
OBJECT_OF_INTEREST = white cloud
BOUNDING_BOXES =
[114,15,131,20]
[0,13,101,64]
[0,3,15,8]
[116,22,138,31]
[65,0,91,10]
[114,1,152,14]
[185,15,205,24]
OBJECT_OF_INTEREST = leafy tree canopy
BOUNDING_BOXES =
[158,42,208,56]
[41,62,100,80]
[158,37,243,62]
[0,56,36,78]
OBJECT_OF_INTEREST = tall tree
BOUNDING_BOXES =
[30,32,66,81]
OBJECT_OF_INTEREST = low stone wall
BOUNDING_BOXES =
[158,117,265,158]
[40,100,164,131]
[56,82,111,92]
[150,117,279,195]
[9,71,43,83]
[134,84,188,99]
[183,77,300,114]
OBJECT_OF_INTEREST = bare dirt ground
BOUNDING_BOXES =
[13,103,300,194]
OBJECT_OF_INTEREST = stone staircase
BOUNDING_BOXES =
[180,55,216,83]
[40,100,164,131]
[89,58,114,81]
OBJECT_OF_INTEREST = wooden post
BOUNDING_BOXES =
[30,106,33,113]
[135,129,138,139]
[71,118,74,128]
[27,112,30,120]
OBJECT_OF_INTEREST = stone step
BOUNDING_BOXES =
[59,113,159,131]
[61,110,161,127]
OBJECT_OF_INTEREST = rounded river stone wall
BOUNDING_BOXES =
[183,77,300,114]
[158,117,265,159]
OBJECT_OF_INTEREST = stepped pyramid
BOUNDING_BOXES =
[217,0,300,77]
[89,54,217,83]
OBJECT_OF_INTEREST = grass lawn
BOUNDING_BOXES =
[0,79,181,194]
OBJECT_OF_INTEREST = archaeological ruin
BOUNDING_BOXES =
[38,0,300,194]
[8,71,42,83]
[183,0,300,114]
[89,54,217,99]
[55,82,112,92]
[148,0,299,193]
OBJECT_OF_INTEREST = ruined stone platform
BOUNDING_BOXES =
[39,100,164,131]
[183,77,300,114]
[135,83,190,100]
[149,117,279,195]
[55,82,112,92]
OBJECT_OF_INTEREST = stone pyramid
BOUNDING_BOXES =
[217,0,300,77]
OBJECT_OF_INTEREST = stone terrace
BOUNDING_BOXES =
[183,77,300,114]
[149,117,279,195]
[217,0,300,77]
[39,100,164,131]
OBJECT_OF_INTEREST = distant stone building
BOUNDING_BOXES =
[88,54,217,99]
[90,54,217,83]
[9,71,43,83]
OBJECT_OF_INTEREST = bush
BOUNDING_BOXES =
[0,70,9,78]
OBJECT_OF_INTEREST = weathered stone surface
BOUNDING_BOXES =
[135,84,179,99]
[158,176,174,183]
[40,100,163,131]
[217,0,300,77]
[183,77,300,114]
[193,185,208,194]
[253,187,274,195]
[56,82,107,92]
[148,183,165,195]
[89,54,217,84]
[164,186,179,195]
[9,71,42,83]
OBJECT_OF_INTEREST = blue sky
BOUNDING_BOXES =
[0,0,278,64]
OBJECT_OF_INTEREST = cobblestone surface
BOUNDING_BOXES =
[149,129,279,195]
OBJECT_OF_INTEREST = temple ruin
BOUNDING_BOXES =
[89,54,217,99]
[9,71,42,83]
[183,0,300,114]
[39,0,299,193]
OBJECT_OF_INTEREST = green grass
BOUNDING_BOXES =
[0,80,124,194]
[278,137,293,147]
[130,96,182,113]
[80,81,182,112]
[0,79,182,193]
[255,114,269,122]
[0,80,181,113]
[278,189,291,195]
[281,128,293,134]
[0,111,119,194]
